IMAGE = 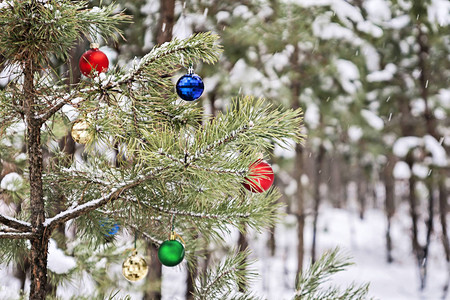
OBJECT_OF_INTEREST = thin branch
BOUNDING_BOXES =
[142,200,251,220]
[44,168,168,230]
[129,224,163,246]
[0,232,35,240]
[0,214,32,232]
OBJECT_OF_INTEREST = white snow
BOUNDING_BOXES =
[412,163,429,179]
[304,103,320,129]
[367,63,397,82]
[47,239,77,274]
[393,161,411,179]
[336,59,361,94]
[423,135,447,167]
[61,105,79,122]
[427,0,450,26]
[393,136,447,166]
[216,11,230,23]
[363,0,391,23]
[312,15,357,41]
[393,136,422,157]
[232,5,253,20]
[437,88,450,108]
[274,138,296,159]
[356,21,383,38]
[361,109,384,130]
[348,126,363,142]
[0,63,22,87]
[0,172,23,192]
[387,15,410,29]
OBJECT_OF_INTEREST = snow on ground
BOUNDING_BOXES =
[244,206,449,300]
[161,205,449,299]
[1,205,448,299]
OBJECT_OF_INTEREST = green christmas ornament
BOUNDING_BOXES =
[158,233,185,267]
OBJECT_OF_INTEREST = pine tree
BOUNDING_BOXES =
[0,1,302,299]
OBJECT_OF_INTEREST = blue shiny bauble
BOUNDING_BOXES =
[176,74,204,101]
[99,219,120,236]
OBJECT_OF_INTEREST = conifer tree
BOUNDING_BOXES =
[0,1,303,299]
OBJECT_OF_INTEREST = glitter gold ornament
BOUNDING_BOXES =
[122,250,148,282]
[71,119,90,144]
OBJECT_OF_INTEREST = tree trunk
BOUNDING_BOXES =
[24,60,49,300]
[144,243,162,300]
[294,143,305,277]
[156,0,175,45]
[311,144,325,264]
[438,175,450,299]
[289,42,305,279]
[383,154,396,263]
[237,225,249,292]
[357,168,367,220]
[419,177,435,290]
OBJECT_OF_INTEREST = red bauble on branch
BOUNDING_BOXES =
[243,160,274,193]
[79,44,109,77]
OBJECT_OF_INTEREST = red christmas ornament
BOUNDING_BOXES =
[242,160,274,193]
[79,44,109,77]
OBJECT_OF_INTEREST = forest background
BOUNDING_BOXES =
[0,0,449,299]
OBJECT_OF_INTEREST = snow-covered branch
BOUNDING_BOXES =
[0,232,35,239]
[0,214,32,232]
[44,169,167,230]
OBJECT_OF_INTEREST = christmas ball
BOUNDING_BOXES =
[242,160,274,193]
[79,45,109,77]
[122,251,148,282]
[99,219,120,236]
[71,119,90,144]
[158,240,185,267]
[176,73,204,101]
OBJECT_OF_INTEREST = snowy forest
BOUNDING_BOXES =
[0,0,449,299]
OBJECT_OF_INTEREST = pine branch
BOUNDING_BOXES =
[295,247,372,300]
[104,32,221,89]
[143,200,251,220]
[193,249,260,300]
[0,214,32,232]
[43,170,166,230]
[0,232,34,240]
[129,224,163,246]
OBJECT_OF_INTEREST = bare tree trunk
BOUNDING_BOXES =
[383,154,396,263]
[311,144,325,264]
[420,177,435,290]
[357,168,367,220]
[24,59,49,300]
[156,0,175,45]
[438,175,450,299]
[238,225,249,292]
[294,143,305,277]
[186,261,197,300]
[144,244,162,300]
[289,43,305,279]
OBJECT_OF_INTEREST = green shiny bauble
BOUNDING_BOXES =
[157,240,185,267]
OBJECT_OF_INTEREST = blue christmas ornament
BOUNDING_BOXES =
[99,219,120,236]
[176,68,204,101]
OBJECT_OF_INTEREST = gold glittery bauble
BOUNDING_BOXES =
[122,251,149,282]
[71,119,90,144]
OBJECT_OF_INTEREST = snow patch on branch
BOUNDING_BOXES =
[0,172,23,192]
[47,239,76,274]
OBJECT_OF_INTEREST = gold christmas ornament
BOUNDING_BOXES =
[71,119,90,144]
[122,250,148,282]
